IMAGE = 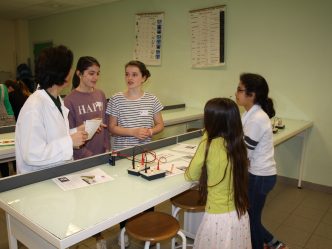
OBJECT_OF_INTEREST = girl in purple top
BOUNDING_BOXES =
[64,56,110,160]
[64,56,109,249]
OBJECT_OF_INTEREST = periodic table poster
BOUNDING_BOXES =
[190,5,225,68]
[134,12,164,66]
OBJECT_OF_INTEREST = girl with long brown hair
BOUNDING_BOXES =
[185,97,251,249]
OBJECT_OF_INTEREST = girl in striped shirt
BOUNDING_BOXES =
[106,60,164,151]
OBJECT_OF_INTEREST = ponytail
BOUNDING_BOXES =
[261,98,275,118]
[240,73,275,118]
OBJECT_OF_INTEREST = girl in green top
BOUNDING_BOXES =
[185,98,251,249]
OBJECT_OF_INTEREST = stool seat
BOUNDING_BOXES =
[171,189,205,211]
[126,211,180,242]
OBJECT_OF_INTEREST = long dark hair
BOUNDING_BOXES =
[199,98,249,218]
[240,73,275,118]
[72,56,100,89]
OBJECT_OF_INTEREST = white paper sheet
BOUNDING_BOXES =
[157,160,190,177]
[171,143,198,155]
[85,119,102,140]
[52,168,113,191]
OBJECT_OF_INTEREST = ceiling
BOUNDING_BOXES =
[0,0,120,20]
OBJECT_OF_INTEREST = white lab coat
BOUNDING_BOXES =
[15,90,73,174]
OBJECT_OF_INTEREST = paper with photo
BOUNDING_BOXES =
[85,119,102,140]
[157,160,189,177]
[52,168,113,191]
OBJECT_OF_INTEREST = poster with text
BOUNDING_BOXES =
[134,12,164,66]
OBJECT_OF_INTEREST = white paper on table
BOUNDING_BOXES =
[52,168,113,191]
[171,143,198,155]
[155,149,187,162]
[157,160,190,177]
[85,119,102,140]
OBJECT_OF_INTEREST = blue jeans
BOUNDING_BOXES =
[248,173,277,249]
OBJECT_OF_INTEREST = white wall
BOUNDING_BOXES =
[0,19,30,81]
[0,19,16,79]
[28,0,332,186]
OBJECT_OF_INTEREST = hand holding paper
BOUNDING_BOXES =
[85,119,102,140]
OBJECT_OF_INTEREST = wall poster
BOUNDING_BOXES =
[190,5,225,68]
[134,12,164,66]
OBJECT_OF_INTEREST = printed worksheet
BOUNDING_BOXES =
[171,143,198,155]
[155,149,187,162]
[157,160,189,177]
[53,168,113,191]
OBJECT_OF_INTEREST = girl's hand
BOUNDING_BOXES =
[133,128,150,140]
[96,123,107,133]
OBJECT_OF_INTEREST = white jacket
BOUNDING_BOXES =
[15,90,73,174]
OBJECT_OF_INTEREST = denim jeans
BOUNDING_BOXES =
[248,173,277,249]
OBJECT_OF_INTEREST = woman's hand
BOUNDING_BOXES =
[76,124,85,132]
[71,130,88,148]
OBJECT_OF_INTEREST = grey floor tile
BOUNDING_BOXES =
[293,205,326,222]
[321,209,332,226]
[300,193,332,211]
[274,225,311,247]
[313,222,332,239]
[305,234,332,249]
[282,214,320,233]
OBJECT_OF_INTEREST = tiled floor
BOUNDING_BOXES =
[0,180,331,249]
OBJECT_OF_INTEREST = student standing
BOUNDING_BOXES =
[106,60,164,246]
[0,83,15,177]
[235,73,288,249]
[64,56,109,160]
[15,45,88,174]
[106,60,164,150]
[4,80,29,120]
[185,98,251,249]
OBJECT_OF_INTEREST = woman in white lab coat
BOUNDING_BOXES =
[15,45,88,174]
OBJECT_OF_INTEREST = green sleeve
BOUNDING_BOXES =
[184,139,207,181]
[2,85,14,115]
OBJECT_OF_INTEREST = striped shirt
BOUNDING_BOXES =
[106,92,163,150]
[242,104,276,176]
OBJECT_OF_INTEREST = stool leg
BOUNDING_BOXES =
[177,230,187,249]
[120,227,126,249]
[144,241,151,249]
[171,206,182,249]
[171,237,176,249]
[172,205,181,219]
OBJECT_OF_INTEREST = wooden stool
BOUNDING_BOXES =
[170,189,205,249]
[120,211,186,249]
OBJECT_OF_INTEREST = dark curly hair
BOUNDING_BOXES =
[35,45,73,90]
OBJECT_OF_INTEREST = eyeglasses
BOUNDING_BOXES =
[237,87,246,93]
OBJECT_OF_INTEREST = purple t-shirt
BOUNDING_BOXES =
[64,89,110,159]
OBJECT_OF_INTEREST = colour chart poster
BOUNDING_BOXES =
[134,12,164,66]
